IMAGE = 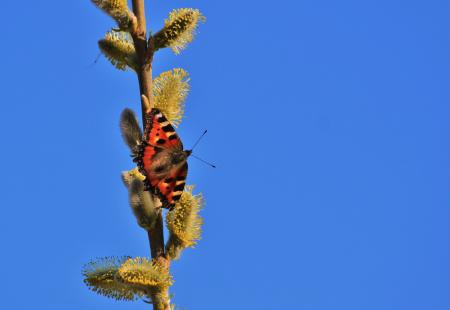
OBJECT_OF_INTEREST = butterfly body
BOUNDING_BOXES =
[134,108,190,210]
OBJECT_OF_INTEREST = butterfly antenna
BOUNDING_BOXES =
[191,154,216,168]
[190,129,208,151]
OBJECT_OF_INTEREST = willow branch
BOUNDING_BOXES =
[132,0,146,35]
[130,1,170,309]
[131,0,154,121]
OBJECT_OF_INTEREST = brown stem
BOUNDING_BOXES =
[130,0,153,122]
[132,0,146,34]
[148,213,165,258]
[130,1,170,309]
[136,61,153,120]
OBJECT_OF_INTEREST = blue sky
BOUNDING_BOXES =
[1,0,450,309]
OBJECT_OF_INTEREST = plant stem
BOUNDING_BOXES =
[130,1,170,309]
[132,0,146,34]
[131,0,153,119]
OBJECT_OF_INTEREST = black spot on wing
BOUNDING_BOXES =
[162,124,174,132]
[172,194,182,201]
[153,186,171,209]
[168,134,178,140]
[156,138,166,145]
[157,115,167,123]
[174,183,185,191]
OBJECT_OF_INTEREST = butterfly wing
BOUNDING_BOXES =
[144,108,183,150]
[135,108,187,209]
[154,162,188,210]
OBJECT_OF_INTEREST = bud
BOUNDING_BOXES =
[129,178,158,230]
[121,168,146,188]
[120,108,142,151]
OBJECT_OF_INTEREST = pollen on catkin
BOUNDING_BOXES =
[98,31,137,71]
[91,0,135,29]
[153,69,189,127]
[82,256,144,301]
[166,186,204,259]
[122,168,146,189]
[152,8,205,54]
[117,257,173,293]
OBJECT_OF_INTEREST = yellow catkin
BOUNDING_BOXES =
[98,31,137,71]
[129,167,146,182]
[153,69,189,127]
[93,0,127,10]
[111,0,127,9]
[92,0,134,29]
[82,257,144,301]
[153,8,205,54]
[117,257,173,292]
[166,186,204,250]
[122,168,146,187]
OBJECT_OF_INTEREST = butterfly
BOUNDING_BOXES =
[134,108,191,210]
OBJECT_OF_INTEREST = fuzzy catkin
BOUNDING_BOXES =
[153,69,190,127]
[153,8,205,54]
[99,31,137,70]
